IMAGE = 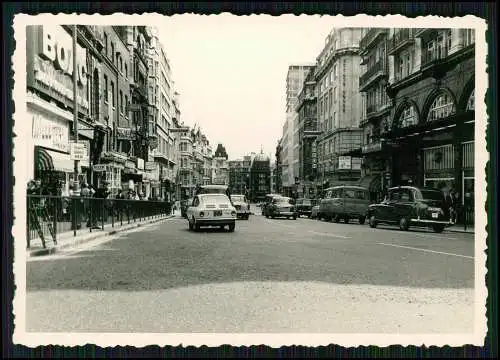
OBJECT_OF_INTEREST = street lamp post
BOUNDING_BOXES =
[72,24,79,191]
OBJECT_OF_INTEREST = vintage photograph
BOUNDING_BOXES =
[12,13,487,347]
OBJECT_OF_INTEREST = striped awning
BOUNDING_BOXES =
[36,147,74,173]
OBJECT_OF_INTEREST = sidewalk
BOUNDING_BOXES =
[28,213,176,257]
[446,224,475,234]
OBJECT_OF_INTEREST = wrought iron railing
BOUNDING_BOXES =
[359,60,385,88]
[27,195,172,249]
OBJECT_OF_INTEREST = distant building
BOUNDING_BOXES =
[282,64,315,197]
[274,139,283,194]
[314,28,364,191]
[249,151,271,202]
[228,155,252,195]
[212,155,229,186]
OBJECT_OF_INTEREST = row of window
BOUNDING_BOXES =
[103,74,128,114]
[318,64,339,94]
[103,32,128,78]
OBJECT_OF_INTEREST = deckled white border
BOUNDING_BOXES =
[12,13,488,347]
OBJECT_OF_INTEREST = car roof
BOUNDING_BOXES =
[201,185,228,189]
[325,186,368,190]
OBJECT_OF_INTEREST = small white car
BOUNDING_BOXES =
[186,193,237,232]
[230,194,251,220]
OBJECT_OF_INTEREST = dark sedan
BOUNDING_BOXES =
[265,196,297,220]
[295,198,314,218]
[366,186,454,233]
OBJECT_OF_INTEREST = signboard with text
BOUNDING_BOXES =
[70,142,88,161]
[31,110,69,152]
[338,156,352,170]
[26,25,89,111]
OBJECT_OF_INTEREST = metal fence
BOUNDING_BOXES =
[27,195,172,249]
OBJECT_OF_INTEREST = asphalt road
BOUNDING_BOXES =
[26,207,475,333]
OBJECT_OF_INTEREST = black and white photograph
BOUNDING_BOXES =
[11,13,488,347]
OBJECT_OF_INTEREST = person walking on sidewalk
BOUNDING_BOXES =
[90,182,110,229]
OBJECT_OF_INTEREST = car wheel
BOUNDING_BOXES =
[188,219,194,231]
[369,215,377,228]
[344,216,349,224]
[293,215,297,220]
[433,224,445,233]
[334,214,341,223]
[399,217,410,231]
[358,216,366,225]
[228,223,235,232]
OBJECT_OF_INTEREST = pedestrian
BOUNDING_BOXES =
[80,183,91,227]
[91,181,110,229]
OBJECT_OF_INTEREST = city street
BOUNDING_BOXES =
[26,209,475,333]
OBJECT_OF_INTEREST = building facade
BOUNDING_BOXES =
[228,155,252,195]
[356,28,393,201]
[26,25,107,195]
[274,139,283,194]
[249,152,271,202]
[296,66,320,198]
[147,28,177,200]
[314,28,364,192]
[212,155,229,186]
[282,65,315,196]
[383,27,476,222]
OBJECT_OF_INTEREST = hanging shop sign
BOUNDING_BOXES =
[338,156,352,170]
[70,142,88,161]
[32,111,70,153]
[93,164,108,172]
[145,161,157,171]
[137,158,145,170]
[116,127,135,140]
[26,25,89,111]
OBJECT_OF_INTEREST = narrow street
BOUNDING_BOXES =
[26,211,474,333]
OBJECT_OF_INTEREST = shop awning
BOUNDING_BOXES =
[36,147,74,173]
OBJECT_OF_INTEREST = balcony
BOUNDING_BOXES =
[359,60,387,91]
[421,44,450,77]
[388,28,415,55]
[360,28,387,54]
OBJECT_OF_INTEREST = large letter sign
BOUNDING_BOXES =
[38,26,87,87]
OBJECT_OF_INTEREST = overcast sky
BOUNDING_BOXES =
[158,14,334,160]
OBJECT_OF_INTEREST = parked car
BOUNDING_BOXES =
[261,193,282,217]
[230,194,251,220]
[266,196,297,220]
[366,186,454,233]
[295,198,313,218]
[181,197,193,218]
[318,185,371,224]
[186,193,237,232]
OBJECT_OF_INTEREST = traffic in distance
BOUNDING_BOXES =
[182,184,457,233]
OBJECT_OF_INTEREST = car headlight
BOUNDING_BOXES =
[199,211,205,217]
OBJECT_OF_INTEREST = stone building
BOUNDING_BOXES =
[314,28,364,192]
[249,151,271,202]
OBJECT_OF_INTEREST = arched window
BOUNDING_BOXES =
[397,104,418,128]
[427,92,456,122]
[467,89,475,111]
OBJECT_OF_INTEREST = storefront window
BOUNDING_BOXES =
[427,92,456,122]
[397,104,418,128]
[467,89,475,111]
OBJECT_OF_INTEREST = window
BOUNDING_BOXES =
[344,189,355,199]
[396,50,413,80]
[110,81,115,107]
[124,95,128,115]
[398,105,417,128]
[119,57,123,73]
[119,90,123,113]
[467,89,475,111]
[463,29,475,47]
[427,92,456,122]
[124,63,128,78]
[334,64,338,79]
[333,87,337,103]
[104,33,108,56]
[104,75,108,102]
[111,42,115,63]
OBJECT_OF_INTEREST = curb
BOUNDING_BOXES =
[446,228,475,234]
[29,215,175,257]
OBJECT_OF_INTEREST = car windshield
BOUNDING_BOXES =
[231,195,245,202]
[417,190,445,201]
[199,187,227,194]
[200,194,230,204]
[275,197,292,205]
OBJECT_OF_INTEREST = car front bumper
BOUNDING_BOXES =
[273,211,296,217]
[411,218,455,226]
